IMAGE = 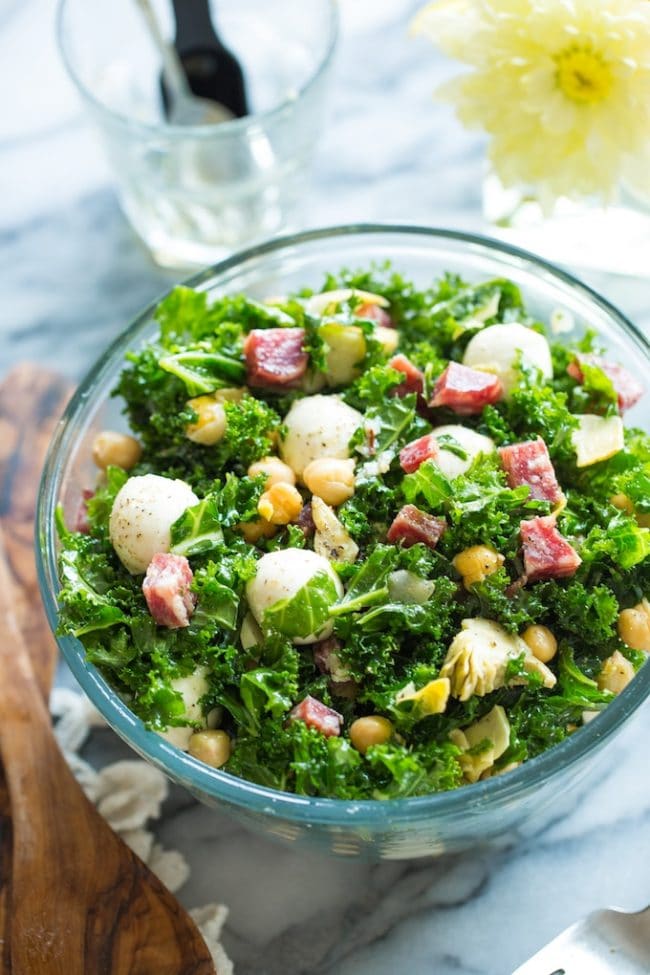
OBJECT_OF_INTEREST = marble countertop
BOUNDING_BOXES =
[3,1,649,972]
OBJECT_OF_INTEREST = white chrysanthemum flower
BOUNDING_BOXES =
[412,0,650,201]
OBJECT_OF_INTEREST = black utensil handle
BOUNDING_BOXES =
[171,0,221,52]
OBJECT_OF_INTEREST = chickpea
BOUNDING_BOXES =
[188,729,231,768]
[185,396,227,446]
[239,518,277,543]
[92,431,142,471]
[214,387,245,404]
[610,493,650,528]
[597,650,635,695]
[257,482,303,525]
[610,492,634,514]
[349,715,393,754]
[618,599,650,652]
[453,545,504,589]
[303,457,355,507]
[248,456,296,488]
[522,624,558,663]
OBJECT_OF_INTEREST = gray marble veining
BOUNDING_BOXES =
[3,1,650,972]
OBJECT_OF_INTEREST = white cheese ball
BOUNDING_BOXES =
[431,424,496,479]
[157,666,217,750]
[109,473,198,574]
[280,395,363,480]
[246,548,344,644]
[462,323,552,397]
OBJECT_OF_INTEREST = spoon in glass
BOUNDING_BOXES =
[168,0,249,119]
[135,0,233,125]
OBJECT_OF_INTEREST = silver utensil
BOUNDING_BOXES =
[513,905,650,974]
[135,0,233,125]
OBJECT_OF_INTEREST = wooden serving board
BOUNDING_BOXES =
[0,364,74,973]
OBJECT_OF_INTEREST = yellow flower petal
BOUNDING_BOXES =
[412,0,650,200]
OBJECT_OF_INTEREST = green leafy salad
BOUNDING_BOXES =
[56,266,650,799]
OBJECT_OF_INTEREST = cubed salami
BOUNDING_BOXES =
[73,488,94,534]
[244,328,308,387]
[389,353,425,399]
[313,637,343,675]
[313,638,357,698]
[387,504,447,550]
[142,553,196,629]
[568,355,644,413]
[430,362,503,415]
[355,301,394,328]
[399,434,440,474]
[295,501,315,539]
[289,695,343,737]
[499,438,564,504]
[520,516,581,581]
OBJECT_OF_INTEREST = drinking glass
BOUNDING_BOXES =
[57,0,338,268]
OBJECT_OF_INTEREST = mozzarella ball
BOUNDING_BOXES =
[462,323,552,396]
[280,395,363,480]
[431,424,496,479]
[109,473,198,574]
[239,612,264,650]
[157,666,216,750]
[246,548,344,644]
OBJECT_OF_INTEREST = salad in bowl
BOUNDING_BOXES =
[54,257,650,802]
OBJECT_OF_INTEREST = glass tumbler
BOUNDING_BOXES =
[57,0,338,268]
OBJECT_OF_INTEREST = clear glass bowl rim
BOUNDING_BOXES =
[37,223,650,827]
[55,0,340,139]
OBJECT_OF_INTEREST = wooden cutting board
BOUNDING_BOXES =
[0,364,74,973]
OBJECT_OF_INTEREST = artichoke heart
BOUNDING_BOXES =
[395,677,450,716]
[440,618,556,701]
[312,496,359,563]
[451,705,511,783]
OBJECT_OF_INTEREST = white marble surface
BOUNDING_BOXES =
[2,1,649,972]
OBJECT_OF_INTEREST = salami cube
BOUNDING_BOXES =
[74,488,94,534]
[566,360,582,383]
[313,638,357,698]
[499,438,564,504]
[568,355,644,413]
[389,353,425,399]
[430,362,503,415]
[520,516,581,581]
[244,328,308,387]
[355,301,394,329]
[313,637,343,675]
[387,504,447,550]
[142,553,196,629]
[289,695,343,738]
[399,434,440,474]
[295,501,316,539]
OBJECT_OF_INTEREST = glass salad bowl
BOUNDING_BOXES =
[37,225,650,860]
